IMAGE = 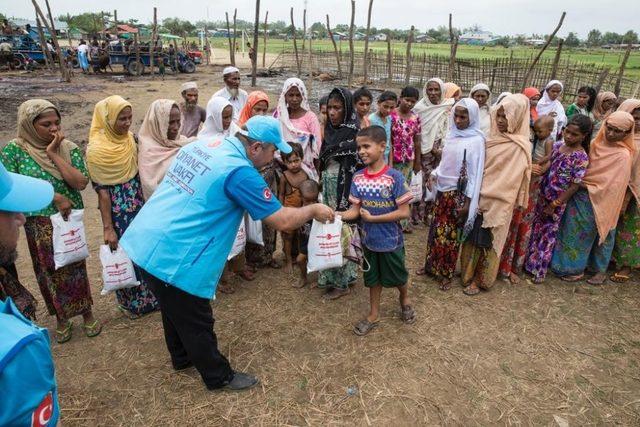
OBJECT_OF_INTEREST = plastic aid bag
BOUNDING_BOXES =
[245,214,264,246]
[99,245,139,295]
[228,220,246,260]
[409,171,423,203]
[307,216,344,273]
[50,209,89,270]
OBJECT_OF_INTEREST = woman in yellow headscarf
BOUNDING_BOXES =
[87,95,159,318]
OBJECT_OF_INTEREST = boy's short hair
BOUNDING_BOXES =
[300,179,319,198]
[353,86,373,102]
[377,90,398,104]
[357,125,387,143]
[282,142,304,161]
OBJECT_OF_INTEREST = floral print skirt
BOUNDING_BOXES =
[423,191,461,280]
[612,198,640,268]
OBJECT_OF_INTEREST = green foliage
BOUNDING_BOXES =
[564,32,581,47]
[58,12,111,34]
[162,18,195,38]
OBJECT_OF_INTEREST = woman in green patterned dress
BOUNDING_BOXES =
[1,99,101,343]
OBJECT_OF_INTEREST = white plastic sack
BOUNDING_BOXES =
[307,216,344,273]
[424,185,436,202]
[410,171,423,203]
[228,220,246,260]
[245,214,264,246]
[99,245,139,295]
[51,209,89,270]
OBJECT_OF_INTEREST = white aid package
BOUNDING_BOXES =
[409,171,423,203]
[307,217,344,273]
[245,214,264,246]
[99,245,139,295]
[50,209,90,270]
[228,220,246,260]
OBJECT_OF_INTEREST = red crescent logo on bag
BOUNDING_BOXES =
[263,188,272,201]
[31,392,53,427]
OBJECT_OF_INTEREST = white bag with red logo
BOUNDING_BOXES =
[307,216,344,273]
[228,220,246,260]
[245,214,264,246]
[99,245,139,295]
[410,171,423,203]
[50,209,89,270]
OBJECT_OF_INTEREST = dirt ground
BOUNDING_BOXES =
[2,66,640,426]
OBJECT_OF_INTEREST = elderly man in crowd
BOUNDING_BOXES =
[211,66,248,119]
[178,81,207,138]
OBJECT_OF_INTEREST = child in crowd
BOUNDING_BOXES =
[294,180,320,288]
[390,86,422,232]
[499,115,555,283]
[353,87,373,129]
[318,95,328,142]
[525,114,590,283]
[368,91,397,164]
[340,126,416,336]
[279,143,309,273]
[566,86,596,120]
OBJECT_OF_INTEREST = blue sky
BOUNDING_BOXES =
[5,0,637,38]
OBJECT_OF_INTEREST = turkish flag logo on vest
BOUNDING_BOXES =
[31,392,54,427]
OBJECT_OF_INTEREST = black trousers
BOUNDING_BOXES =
[141,269,234,389]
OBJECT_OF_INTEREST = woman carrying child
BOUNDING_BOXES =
[551,111,636,285]
[536,80,567,142]
[420,98,485,290]
[525,114,590,283]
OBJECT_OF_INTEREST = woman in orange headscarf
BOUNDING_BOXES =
[236,91,269,126]
[551,111,636,285]
[459,94,532,296]
[611,99,640,282]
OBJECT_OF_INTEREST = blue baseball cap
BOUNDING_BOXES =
[244,115,292,154]
[0,162,54,213]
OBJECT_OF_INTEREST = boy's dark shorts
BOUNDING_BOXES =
[363,246,408,288]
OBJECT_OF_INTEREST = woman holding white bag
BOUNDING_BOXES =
[1,99,100,343]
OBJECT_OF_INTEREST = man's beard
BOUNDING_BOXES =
[0,242,18,267]
[184,100,197,111]
[228,87,239,98]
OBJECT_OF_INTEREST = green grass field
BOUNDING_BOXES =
[203,37,640,80]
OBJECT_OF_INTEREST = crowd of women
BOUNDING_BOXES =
[1,68,638,343]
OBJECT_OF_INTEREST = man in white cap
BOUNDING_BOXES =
[120,116,334,392]
[211,66,248,119]
[179,81,207,138]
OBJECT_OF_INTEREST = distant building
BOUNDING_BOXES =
[10,18,69,38]
[415,34,435,43]
[459,30,500,45]
[525,38,546,47]
[369,33,387,42]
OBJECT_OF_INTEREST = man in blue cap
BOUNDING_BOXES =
[0,162,61,426]
[120,115,335,391]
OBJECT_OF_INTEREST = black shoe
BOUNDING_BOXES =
[223,372,259,391]
[172,361,193,371]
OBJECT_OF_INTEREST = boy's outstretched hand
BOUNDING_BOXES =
[360,208,373,222]
[312,204,335,223]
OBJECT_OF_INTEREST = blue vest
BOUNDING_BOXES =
[0,298,59,427]
[120,137,251,299]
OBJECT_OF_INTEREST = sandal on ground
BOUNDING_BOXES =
[463,285,480,296]
[415,268,430,277]
[236,269,256,281]
[292,278,307,289]
[322,288,350,300]
[587,274,607,286]
[268,259,282,269]
[532,277,545,284]
[353,318,379,336]
[55,321,73,344]
[401,305,417,324]
[217,282,235,294]
[610,271,631,283]
[118,305,142,320]
[560,274,584,283]
[82,320,102,338]
[438,280,452,291]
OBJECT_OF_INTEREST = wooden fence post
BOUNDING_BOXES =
[290,7,301,76]
[347,0,355,87]
[33,0,70,81]
[522,11,566,90]
[404,25,415,85]
[326,15,342,78]
[251,0,260,87]
[232,9,238,65]
[614,44,632,96]
[150,7,157,76]
[448,14,458,82]
[550,38,563,80]
[134,33,141,75]
[386,32,392,83]
[34,15,52,70]
[225,12,234,65]
[363,0,374,84]
[302,8,307,53]
[262,10,268,68]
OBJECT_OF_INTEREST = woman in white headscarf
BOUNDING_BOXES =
[413,77,455,223]
[274,77,322,181]
[470,83,491,136]
[536,80,567,141]
[138,99,195,200]
[198,96,233,140]
[418,98,486,290]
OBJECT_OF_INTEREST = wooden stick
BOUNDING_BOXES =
[386,31,392,83]
[290,7,301,76]
[251,0,260,87]
[307,27,313,97]
[595,68,610,93]
[347,0,355,87]
[363,0,374,84]
[614,44,632,96]
[550,38,563,80]
[448,13,458,82]
[150,7,157,76]
[522,11,566,90]
[135,32,141,75]
[302,8,307,53]
[326,15,342,78]
[225,12,234,65]
[35,14,52,70]
[262,10,268,68]
[33,0,70,81]
[44,0,56,36]
[232,9,238,66]
[404,25,415,85]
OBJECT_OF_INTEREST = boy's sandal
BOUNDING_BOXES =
[55,321,73,344]
[560,274,584,283]
[610,272,631,283]
[463,285,480,296]
[587,274,607,286]
[401,305,417,324]
[82,320,102,338]
[353,318,379,336]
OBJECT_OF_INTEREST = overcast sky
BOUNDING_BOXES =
[4,1,638,38]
